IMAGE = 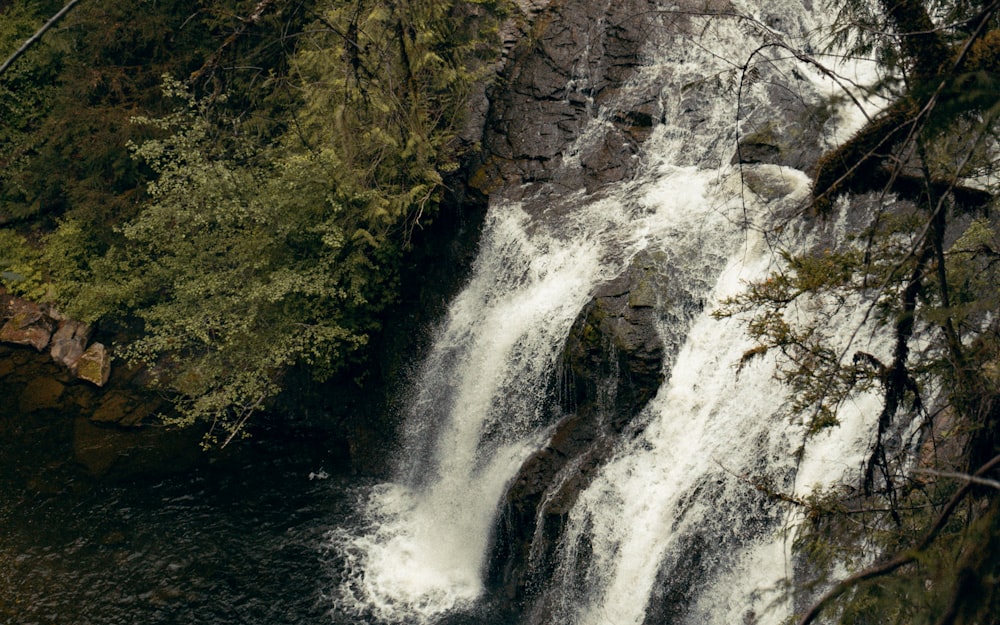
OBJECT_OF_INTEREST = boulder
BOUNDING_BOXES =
[0,293,112,384]
[49,319,93,371]
[90,390,160,428]
[18,376,65,413]
[489,250,669,604]
[0,300,54,352]
[76,342,111,387]
[741,164,806,202]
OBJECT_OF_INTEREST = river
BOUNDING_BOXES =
[0,434,364,625]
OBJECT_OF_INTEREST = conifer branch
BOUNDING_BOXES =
[189,0,283,83]
[796,453,1000,625]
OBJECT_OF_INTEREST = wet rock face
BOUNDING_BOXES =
[475,0,668,198]
[488,251,667,606]
[561,260,666,424]
[731,93,832,172]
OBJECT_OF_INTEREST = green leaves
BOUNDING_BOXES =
[0,0,506,443]
[288,0,502,241]
[73,84,370,444]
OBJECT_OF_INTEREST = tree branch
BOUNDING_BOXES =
[0,0,85,78]
[189,0,283,83]
[796,453,1000,625]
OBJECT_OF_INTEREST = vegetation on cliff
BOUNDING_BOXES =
[719,0,1000,622]
[0,0,506,444]
[2,0,999,619]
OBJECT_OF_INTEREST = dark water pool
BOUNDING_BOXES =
[0,447,369,625]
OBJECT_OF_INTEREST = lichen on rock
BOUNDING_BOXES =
[0,303,55,352]
[76,343,111,387]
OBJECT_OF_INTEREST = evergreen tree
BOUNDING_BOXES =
[720,0,1000,622]
[0,0,507,444]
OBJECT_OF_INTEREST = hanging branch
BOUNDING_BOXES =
[189,0,283,84]
[0,0,85,78]
[796,453,1000,625]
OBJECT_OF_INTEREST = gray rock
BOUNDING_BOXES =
[76,342,111,387]
[731,92,831,172]
[49,319,93,371]
[477,0,668,198]
[489,251,667,605]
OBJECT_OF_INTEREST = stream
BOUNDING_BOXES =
[0,438,360,625]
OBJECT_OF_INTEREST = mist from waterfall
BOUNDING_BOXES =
[329,0,888,623]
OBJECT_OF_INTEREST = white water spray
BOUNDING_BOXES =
[331,1,891,623]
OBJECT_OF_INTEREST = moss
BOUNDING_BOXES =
[742,166,799,201]
[966,29,1000,72]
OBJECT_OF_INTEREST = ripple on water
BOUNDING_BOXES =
[0,459,361,625]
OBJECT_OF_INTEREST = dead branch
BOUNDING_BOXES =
[0,0,85,78]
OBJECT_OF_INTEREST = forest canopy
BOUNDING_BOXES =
[0,0,507,445]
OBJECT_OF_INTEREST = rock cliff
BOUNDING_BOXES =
[475,0,679,607]
[473,0,829,612]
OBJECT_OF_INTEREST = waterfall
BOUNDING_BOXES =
[330,0,888,623]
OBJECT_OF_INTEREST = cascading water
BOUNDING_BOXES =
[333,194,645,621]
[331,0,889,623]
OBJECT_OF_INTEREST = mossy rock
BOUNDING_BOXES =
[91,390,160,428]
[76,343,111,387]
[742,165,802,201]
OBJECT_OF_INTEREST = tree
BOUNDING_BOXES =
[719,0,1000,622]
[50,0,507,446]
[69,82,369,446]
[0,0,83,78]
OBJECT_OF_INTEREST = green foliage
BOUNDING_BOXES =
[74,83,369,444]
[728,0,1000,620]
[44,0,507,444]
[0,2,63,222]
[716,223,926,434]
[287,0,505,243]
[0,228,47,299]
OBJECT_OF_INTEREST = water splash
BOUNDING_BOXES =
[329,0,889,622]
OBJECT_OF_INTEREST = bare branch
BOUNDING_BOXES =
[796,453,1000,625]
[914,469,1000,490]
[0,0,85,78]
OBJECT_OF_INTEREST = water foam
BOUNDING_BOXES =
[329,0,889,621]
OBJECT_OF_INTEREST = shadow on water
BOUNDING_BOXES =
[0,432,371,625]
